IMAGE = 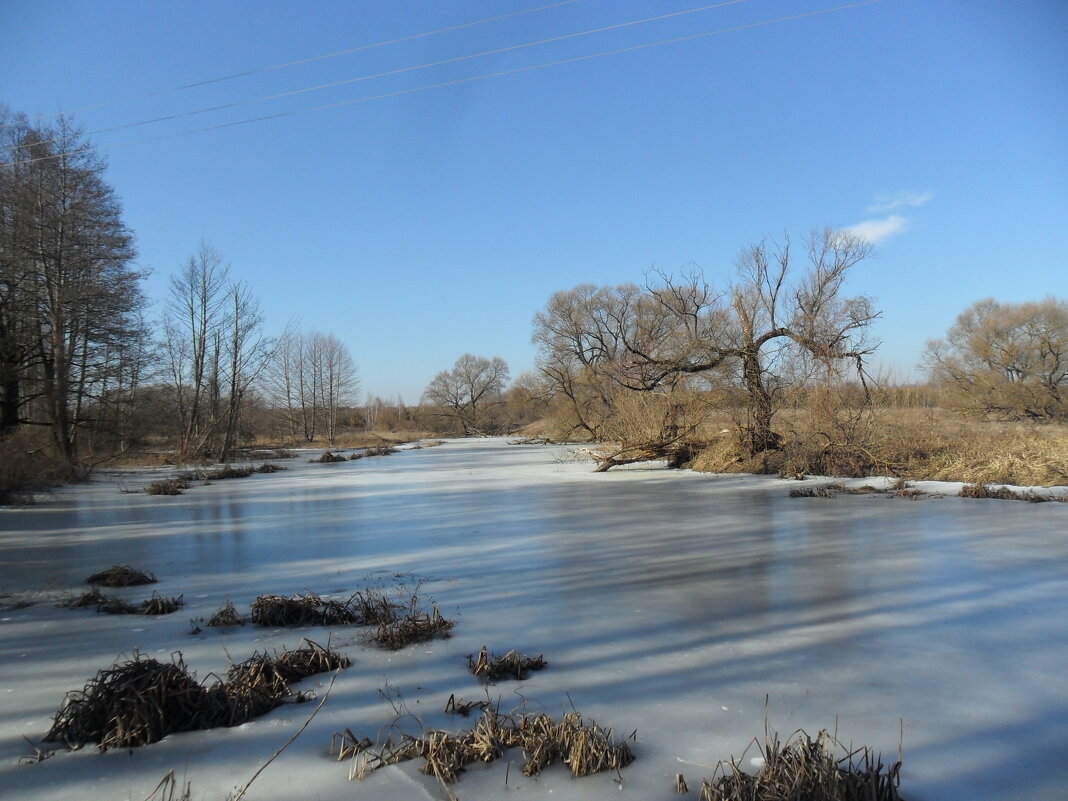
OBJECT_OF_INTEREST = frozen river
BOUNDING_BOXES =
[1,438,1066,800]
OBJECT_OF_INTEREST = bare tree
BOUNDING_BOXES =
[423,354,509,435]
[924,297,1067,421]
[163,244,273,460]
[266,328,359,443]
[532,229,879,466]
[0,109,145,464]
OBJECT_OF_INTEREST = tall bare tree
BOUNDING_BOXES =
[0,108,145,464]
[423,354,509,435]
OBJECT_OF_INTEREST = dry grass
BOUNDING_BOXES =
[468,646,548,681]
[310,451,347,464]
[693,412,1068,488]
[250,592,362,627]
[206,599,246,627]
[45,641,349,751]
[958,483,1066,502]
[698,726,901,801]
[85,564,157,587]
[333,707,634,786]
[61,589,183,615]
[369,605,454,650]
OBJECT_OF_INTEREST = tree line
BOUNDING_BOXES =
[0,109,360,475]
[3,106,1063,485]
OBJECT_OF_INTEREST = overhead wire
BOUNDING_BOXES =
[17,0,587,124]
[2,0,885,169]
[17,0,757,149]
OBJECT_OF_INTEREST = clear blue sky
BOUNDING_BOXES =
[3,0,1066,402]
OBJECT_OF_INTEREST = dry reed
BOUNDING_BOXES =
[86,565,157,586]
[45,641,349,752]
[468,646,548,681]
[333,707,634,786]
[698,727,901,801]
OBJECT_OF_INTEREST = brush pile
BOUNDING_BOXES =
[45,641,349,751]
[468,647,548,681]
[698,728,902,801]
[333,708,634,785]
[311,451,346,463]
[85,564,157,586]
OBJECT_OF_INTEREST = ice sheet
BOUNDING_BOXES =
[1,438,1066,800]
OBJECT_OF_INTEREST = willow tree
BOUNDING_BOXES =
[532,229,879,467]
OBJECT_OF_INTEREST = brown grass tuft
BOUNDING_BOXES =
[85,565,157,587]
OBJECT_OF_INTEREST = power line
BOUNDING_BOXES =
[18,0,587,125]
[2,0,885,169]
[21,0,757,148]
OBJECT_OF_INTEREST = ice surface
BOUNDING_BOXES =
[1,438,1066,800]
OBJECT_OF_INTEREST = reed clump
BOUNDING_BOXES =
[333,708,634,785]
[45,640,348,751]
[206,599,246,627]
[369,605,454,650]
[85,564,158,587]
[144,477,190,495]
[253,462,286,473]
[250,592,362,627]
[698,727,902,801]
[310,451,347,463]
[468,646,548,681]
[61,589,184,616]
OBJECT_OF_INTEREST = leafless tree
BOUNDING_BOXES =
[924,296,1067,421]
[267,328,359,442]
[0,109,145,464]
[532,229,879,464]
[423,354,509,435]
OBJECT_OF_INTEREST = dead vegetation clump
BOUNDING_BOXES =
[788,483,843,498]
[310,451,347,463]
[468,646,548,681]
[44,652,222,750]
[207,599,246,627]
[333,707,634,785]
[698,727,902,801]
[250,592,361,627]
[85,564,157,587]
[369,605,454,650]
[253,463,286,473]
[144,477,190,495]
[45,641,349,751]
[788,480,929,500]
[957,483,1064,502]
[349,446,398,460]
[61,589,183,615]
[424,440,446,447]
[198,465,254,481]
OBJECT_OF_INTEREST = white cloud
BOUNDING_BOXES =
[866,190,933,214]
[843,214,909,244]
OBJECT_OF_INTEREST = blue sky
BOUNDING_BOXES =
[3,0,1066,402]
